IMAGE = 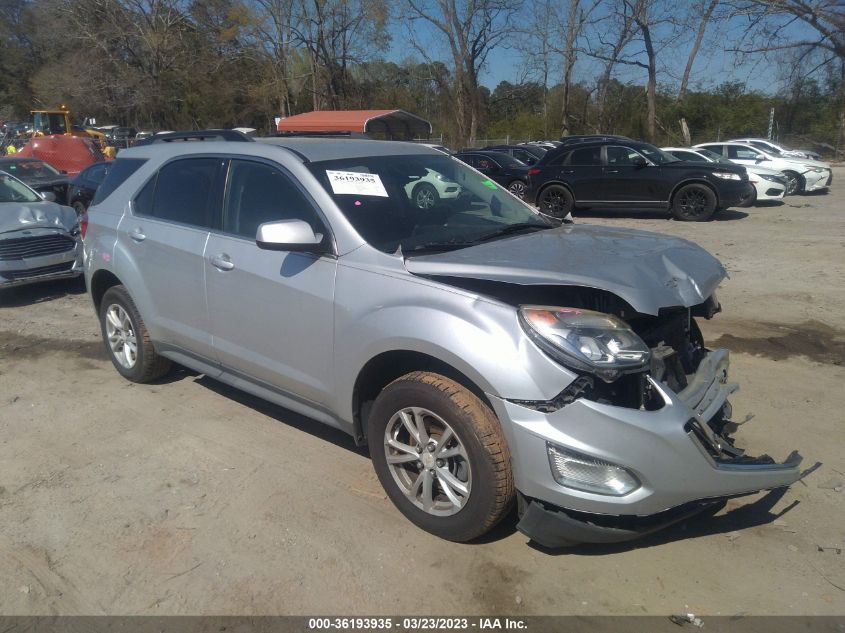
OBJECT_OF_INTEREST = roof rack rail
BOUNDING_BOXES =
[136,129,255,146]
[272,131,369,139]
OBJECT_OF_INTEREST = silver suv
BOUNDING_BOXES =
[84,133,803,548]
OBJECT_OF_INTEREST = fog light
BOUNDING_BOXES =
[546,443,640,496]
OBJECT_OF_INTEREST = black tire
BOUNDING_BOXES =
[99,285,171,383]
[671,183,717,221]
[507,179,527,199]
[412,182,439,209]
[368,372,514,542]
[72,201,87,217]
[782,170,804,195]
[741,185,757,207]
[537,184,574,218]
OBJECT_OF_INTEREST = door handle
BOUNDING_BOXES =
[129,228,146,242]
[561,169,575,175]
[211,254,234,271]
[605,168,620,174]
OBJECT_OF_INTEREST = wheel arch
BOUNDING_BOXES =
[352,350,492,443]
[90,269,123,313]
[669,178,720,207]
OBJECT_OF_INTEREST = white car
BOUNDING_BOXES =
[663,146,786,204]
[403,167,462,208]
[694,141,831,195]
[729,138,821,161]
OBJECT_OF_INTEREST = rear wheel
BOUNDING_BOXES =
[368,372,514,542]
[412,183,439,209]
[537,184,574,219]
[507,179,527,199]
[99,285,171,382]
[671,183,717,221]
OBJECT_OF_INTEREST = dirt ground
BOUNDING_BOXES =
[1,169,844,616]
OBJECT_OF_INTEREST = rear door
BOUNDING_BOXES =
[559,146,603,201]
[204,158,337,406]
[119,156,225,361]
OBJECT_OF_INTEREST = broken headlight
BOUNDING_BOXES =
[519,306,650,382]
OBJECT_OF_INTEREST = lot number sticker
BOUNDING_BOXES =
[326,170,389,197]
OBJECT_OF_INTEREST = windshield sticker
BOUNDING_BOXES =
[481,179,498,190]
[326,170,389,197]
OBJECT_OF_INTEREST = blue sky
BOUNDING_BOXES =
[387,4,826,95]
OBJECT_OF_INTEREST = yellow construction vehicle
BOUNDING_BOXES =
[30,106,107,143]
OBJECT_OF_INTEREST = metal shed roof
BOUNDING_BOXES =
[276,110,431,140]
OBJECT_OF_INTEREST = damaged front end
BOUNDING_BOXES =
[490,299,804,548]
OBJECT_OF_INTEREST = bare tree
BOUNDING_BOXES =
[677,0,720,101]
[730,0,845,150]
[406,0,521,146]
[559,0,600,136]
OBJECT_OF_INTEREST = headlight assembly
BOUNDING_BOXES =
[519,306,650,382]
[760,173,783,182]
[712,172,741,180]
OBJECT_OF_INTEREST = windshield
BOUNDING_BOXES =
[0,173,42,203]
[636,144,680,165]
[3,160,61,180]
[697,148,733,164]
[307,153,555,254]
[749,141,780,156]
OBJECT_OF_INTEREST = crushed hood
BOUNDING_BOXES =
[404,224,727,315]
[0,202,78,236]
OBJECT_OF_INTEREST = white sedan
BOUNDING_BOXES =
[663,146,786,204]
[694,141,831,194]
[729,138,821,161]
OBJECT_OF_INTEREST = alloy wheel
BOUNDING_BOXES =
[415,186,436,209]
[383,407,471,516]
[104,303,138,369]
[508,181,526,199]
[677,188,709,219]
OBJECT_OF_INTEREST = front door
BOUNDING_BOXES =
[205,158,337,407]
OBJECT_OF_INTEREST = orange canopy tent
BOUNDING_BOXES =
[276,110,432,140]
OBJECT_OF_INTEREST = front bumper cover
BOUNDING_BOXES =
[490,348,805,547]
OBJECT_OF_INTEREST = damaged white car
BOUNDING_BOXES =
[0,171,83,289]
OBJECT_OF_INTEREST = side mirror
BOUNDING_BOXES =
[256,219,325,253]
[755,156,765,163]
[633,156,648,168]
[40,191,57,202]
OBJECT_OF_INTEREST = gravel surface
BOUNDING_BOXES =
[1,169,843,615]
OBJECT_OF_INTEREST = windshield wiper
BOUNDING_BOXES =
[404,240,479,255]
[472,223,549,244]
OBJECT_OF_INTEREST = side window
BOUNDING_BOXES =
[568,146,602,166]
[223,160,321,239]
[146,158,222,228]
[460,155,478,168]
[675,151,705,162]
[728,145,761,160]
[91,158,146,205]
[606,146,640,165]
[134,176,155,216]
[87,163,110,185]
[476,157,500,170]
[700,144,724,156]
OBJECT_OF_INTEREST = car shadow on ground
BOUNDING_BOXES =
[191,373,367,456]
[0,275,86,308]
[573,209,749,221]
[527,487,799,556]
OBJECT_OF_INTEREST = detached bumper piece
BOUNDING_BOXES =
[516,492,724,548]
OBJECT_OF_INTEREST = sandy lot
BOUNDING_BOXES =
[1,170,844,616]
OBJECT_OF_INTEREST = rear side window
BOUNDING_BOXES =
[92,158,146,205]
[223,160,321,238]
[727,145,761,160]
[139,158,222,229]
[700,144,724,156]
[568,146,602,165]
[85,163,110,185]
[673,151,705,162]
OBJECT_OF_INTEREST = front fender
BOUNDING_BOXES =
[331,262,576,424]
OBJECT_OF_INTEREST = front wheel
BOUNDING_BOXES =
[537,184,574,218]
[671,184,717,221]
[782,170,804,195]
[368,372,514,542]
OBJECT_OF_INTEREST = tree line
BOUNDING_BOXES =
[0,0,842,153]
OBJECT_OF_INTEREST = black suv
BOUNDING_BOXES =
[526,139,751,221]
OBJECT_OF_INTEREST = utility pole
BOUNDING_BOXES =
[767,107,775,140]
